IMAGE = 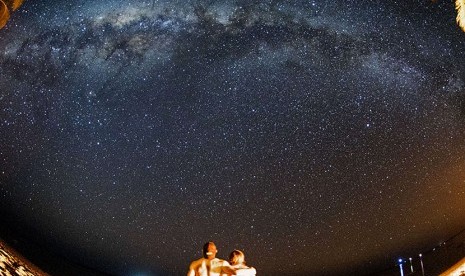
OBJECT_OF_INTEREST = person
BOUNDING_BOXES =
[187,241,256,276]
[228,250,256,275]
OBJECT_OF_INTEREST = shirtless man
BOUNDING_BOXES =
[187,242,256,276]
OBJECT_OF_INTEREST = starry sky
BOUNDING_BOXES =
[1,0,465,275]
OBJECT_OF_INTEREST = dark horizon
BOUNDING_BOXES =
[1,0,465,275]
[1,221,465,275]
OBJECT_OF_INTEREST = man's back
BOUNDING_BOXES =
[188,257,229,276]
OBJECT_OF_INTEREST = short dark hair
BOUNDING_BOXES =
[203,241,215,258]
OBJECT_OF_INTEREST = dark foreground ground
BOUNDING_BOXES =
[0,220,109,276]
[0,239,47,276]
[0,222,464,276]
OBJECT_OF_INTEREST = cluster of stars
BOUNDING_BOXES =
[1,0,465,275]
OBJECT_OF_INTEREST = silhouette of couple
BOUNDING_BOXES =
[187,241,256,276]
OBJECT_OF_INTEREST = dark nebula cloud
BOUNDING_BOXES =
[1,0,465,275]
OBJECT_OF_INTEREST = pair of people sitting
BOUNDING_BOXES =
[187,241,256,276]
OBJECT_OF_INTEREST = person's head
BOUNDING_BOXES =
[202,241,217,259]
[229,249,245,265]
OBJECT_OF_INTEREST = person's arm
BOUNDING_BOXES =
[187,262,196,276]
[221,261,237,275]
[221,265,237,275]
[235,267,256,276]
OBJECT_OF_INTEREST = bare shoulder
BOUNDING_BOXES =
[189,257,205,268]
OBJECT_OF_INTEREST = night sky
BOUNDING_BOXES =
[1,0,465,275]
